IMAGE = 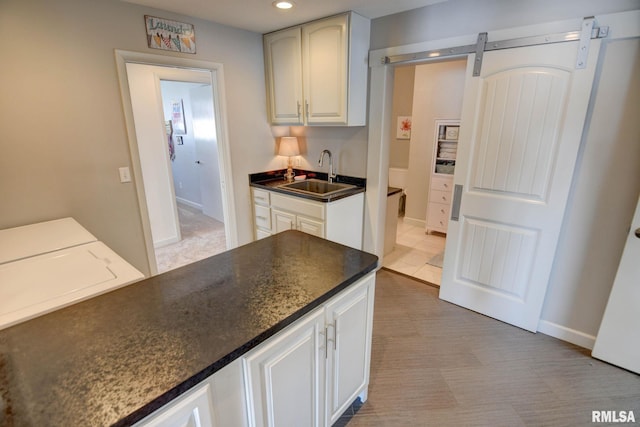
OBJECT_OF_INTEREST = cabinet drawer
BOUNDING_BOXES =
[429,189,452,205]
[427,203,450,230]
[253,188,270,206]
[271,193,325,220]
[430,176,453,192]
[254,204,271,230]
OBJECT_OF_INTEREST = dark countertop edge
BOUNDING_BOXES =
[114,260,378,427]
[249,170,366,203]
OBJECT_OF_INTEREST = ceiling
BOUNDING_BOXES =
[123,0,448,34]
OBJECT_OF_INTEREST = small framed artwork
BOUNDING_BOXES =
[397,116,412,139]
[171,100,186,135]
[445,126,459,140]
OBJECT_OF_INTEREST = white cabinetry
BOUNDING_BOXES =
[325,277,374,424]
[244,272,375,427]
[252,188,272,240]
[134,273,375,427]
[252,188,364,250]
[244,308,326,427]
[263,12,370,126]
[134,359,247,427]
[426,120,458,234]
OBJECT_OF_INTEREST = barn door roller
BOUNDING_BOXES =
[383,17,609,74]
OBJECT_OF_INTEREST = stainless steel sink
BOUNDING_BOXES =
[279,179,356,196]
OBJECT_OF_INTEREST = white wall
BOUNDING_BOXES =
[160,81,203,208]
[0,0,276,275]
[404,60,466,225]
[540,37,640,345]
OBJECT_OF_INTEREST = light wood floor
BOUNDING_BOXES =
[338,269,640,426]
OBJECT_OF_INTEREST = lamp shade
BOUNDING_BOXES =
[278,136,300,157]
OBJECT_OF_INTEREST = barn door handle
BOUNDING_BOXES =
[451,184,463,221]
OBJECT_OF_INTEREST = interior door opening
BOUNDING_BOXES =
[118,53,236,276]
[382,58,467,287]
[154,80,227,273]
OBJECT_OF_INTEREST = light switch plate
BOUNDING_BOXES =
[119,167,131,183]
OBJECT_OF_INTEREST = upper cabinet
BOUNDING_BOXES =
[263,12,370,126]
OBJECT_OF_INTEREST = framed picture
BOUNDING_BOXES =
[171,100,186,135]
[397,116,412,139]
[445,126,459,140]
[145,16,196,54]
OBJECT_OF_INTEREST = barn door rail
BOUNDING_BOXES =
[383,16,609,74]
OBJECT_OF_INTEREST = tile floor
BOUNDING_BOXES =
[335,269,640,426]
[382,218,447,286]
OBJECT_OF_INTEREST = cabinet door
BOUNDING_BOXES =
[325,275,374,424]
[302,14,348,125]
[272,209,296,234]
[297,216,325,238]
[135,383,215,427]
[244,309,326,427]
[264,27,303,125]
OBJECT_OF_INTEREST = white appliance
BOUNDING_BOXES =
[0,218,144,329]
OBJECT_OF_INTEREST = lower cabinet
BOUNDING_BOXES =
[243,272,375,427]
[134,273,375,427]
[134,358,248,427]
[251,187,365,250]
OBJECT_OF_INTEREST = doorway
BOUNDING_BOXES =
[382,59,467,286]
[154,80,227,273]
[115,50,238,276]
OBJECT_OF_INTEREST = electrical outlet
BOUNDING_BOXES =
[295,157,301,167]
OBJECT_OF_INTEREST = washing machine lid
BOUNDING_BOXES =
[0,218,144,329]
[0,218,97,264]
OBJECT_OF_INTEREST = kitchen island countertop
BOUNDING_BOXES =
[0,231,378,426]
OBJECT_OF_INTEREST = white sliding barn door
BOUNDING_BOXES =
[440,40,600,332]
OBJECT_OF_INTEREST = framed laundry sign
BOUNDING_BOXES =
[145,15,196,54]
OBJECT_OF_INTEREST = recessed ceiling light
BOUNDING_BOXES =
[273,0,294,10]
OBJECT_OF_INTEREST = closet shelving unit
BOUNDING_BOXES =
[426,119,459,234]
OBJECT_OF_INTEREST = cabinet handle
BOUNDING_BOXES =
[256,215,267,221]
[326,321,337,350]
[305,100,310,120]
[297,101,301,121]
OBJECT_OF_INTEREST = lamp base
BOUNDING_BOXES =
[284,161,295,183]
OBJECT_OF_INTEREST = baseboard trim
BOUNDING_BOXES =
[402,216,425,228]
[176,197,203,211]
[537,319,596,350]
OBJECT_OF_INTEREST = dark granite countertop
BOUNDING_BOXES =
[0,231,378,427]
[249,169,366,202]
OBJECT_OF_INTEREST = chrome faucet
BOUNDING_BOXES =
[318,149,336,183]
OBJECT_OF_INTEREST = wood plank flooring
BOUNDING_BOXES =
[338,269,640,426]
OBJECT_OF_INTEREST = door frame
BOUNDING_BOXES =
[363,11,636,259]
[115,50,238,275]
